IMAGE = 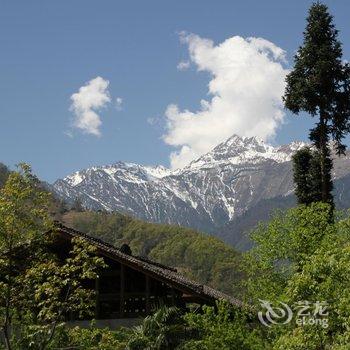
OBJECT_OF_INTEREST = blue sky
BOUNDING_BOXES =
[1,0,349,182]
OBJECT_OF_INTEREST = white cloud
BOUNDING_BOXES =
[70,76,111,136]
[115,97,123,111]
[177,60,190,71]
[163,33,289,169]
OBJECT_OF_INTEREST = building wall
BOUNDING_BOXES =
[86,256,185,320]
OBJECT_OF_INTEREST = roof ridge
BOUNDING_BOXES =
[53,221,177,272]
[53,221,243,307]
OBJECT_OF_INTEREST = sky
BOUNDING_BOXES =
[1,0,349,182]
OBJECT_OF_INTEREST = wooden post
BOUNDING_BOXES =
[120,265,125,318]
[95,277,100,319]
[146,275,150,314]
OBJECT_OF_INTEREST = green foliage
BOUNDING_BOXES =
[67,211,242,295]
[243,203,334,303]
[243,202,350,349]
[0,163,53,349]
[20,237,106,323]
[283,2,349,122]
[292,147,323,205]
[271,216,350,349]
[182,302,266,350]
[126,302,266,350]
[53,325,130,350]
[127,306,189,350]
[283,1,350,153]
[0,164,105,350]
[284,2,350,205]
[65,211,132,245]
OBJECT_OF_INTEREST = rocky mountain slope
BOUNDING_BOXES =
[218,172,350,251]
[53,135,350,243]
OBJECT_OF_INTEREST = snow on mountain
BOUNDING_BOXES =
[52,134,350,235]
[64,163,171,187]
[65,171,84,187]
[186,135,307,170]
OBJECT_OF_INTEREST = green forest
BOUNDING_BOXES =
[63,210,242,296]
[1,2,350,349]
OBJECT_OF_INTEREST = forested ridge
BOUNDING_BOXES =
[61,210,242,295]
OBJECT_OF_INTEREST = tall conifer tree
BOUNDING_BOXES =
[284,2,350,206]
[292,147,326,205]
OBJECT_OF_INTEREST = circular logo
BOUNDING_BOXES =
[258,299,293,327]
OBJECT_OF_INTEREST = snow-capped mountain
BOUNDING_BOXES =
[52,134,350,235]
[186,135,306,170]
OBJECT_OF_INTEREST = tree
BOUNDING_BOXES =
[127,306,188,350]
[0,164,105,349]
[0,163,51,349]
[283,2,350,206]
[55,325,130,350]
[292,148,318,205]
[292,147,327,205]
[271,213,350,349]
[15,237,106,349]
[242,203,334,303]
[242,203,350,349]
[183,302,266,350]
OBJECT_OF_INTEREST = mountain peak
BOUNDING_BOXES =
[224,134,263,145]
[63,161,172,189]
[186,134,307,170]
[216,134,267,152]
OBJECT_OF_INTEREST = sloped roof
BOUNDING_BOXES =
[53,222,243,307]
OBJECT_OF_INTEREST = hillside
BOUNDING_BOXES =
[61,210,242,296]
[219,173,350,250]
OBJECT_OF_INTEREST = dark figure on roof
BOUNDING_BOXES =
[120,243,132,255]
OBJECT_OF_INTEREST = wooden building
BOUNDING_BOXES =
[53,223,242,321]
